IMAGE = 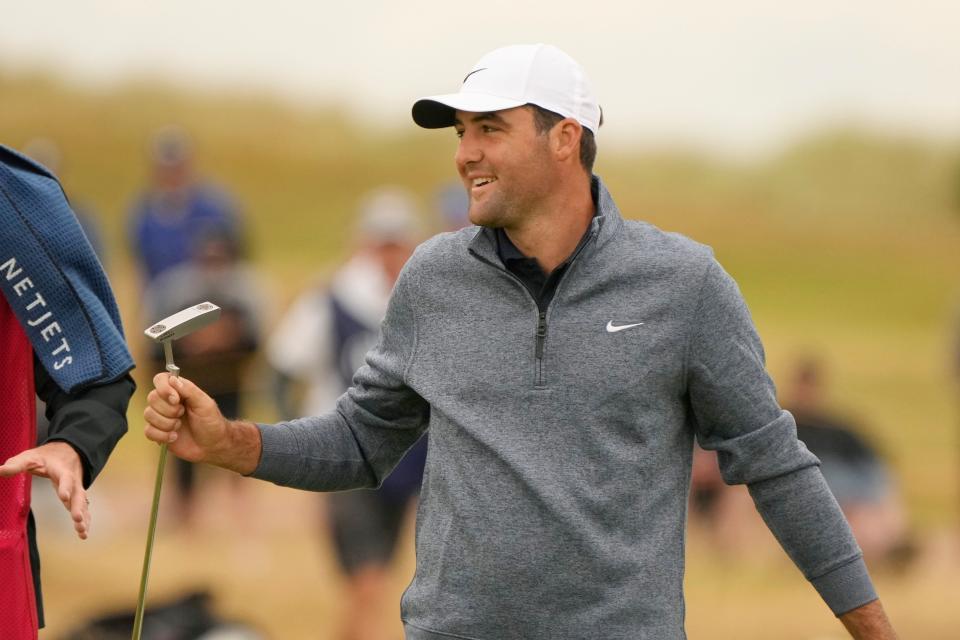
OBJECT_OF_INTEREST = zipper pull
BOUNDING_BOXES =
[535,311,547,359]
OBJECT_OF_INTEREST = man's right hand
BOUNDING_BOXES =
[144,372,228,463]
[144,372,263,475]
[143,373,262,475]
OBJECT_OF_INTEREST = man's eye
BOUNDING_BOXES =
[455,130,464,139]
[481,125,497,133]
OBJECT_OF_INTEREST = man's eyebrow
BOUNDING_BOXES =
[453,112,510,127]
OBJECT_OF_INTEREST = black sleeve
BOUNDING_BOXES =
[33,355,136,488]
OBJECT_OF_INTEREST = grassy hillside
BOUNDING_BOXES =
[2,71,959,638]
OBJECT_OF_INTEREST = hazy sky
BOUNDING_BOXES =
[2,0,958,154]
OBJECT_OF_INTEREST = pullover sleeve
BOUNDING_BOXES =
[685,259,877,616]
[252,258,430,491]
[35,360,135,488]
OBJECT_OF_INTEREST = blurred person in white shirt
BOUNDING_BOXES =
[267,188,423,640]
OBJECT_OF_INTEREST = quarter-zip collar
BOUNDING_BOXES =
[495,215,593,310]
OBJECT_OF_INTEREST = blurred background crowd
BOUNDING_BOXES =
[2,2,959,638]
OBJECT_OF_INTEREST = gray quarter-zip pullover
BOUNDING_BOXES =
[253,177,876,639]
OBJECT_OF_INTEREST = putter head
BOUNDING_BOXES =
[144,302,221,343]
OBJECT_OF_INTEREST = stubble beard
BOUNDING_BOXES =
[466,136,554,230]
[467,170,551,231]
[468,188,521,229]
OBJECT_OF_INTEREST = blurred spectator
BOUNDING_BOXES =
[687,444,760,552]
[688,356,913,565]
[22,138,106,262]
[127,125,244,285]
[783,356,912,565]
[433,181,470,232]
[689,443,729,525]
[266,187,422,640]
[130,126,252,527]
[142,226,265,528]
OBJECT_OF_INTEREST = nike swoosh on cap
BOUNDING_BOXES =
[462,68,488,84]
[606,321,644,333]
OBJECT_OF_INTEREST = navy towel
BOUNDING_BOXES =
[0,144,134,392]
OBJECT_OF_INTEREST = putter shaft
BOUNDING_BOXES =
[132,342,180,640]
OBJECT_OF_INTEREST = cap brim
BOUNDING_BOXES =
[412,93,526,129]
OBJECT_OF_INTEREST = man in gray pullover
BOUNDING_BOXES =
[143,44,897,639]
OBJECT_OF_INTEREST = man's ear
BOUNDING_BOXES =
[552,118,582,163]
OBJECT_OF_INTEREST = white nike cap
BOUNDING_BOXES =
[412,44,602,134]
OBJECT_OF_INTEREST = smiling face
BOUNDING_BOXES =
[453,106,558,230]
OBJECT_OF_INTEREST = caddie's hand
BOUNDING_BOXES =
[144,372,227,463]
[0,441,91,540]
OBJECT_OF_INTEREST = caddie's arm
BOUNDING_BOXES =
[35,358,135,485]
[0,359,135,539]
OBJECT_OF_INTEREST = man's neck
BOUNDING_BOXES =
[502,176,595,273]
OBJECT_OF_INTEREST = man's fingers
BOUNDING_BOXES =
[68,484,90,539]
[0,451,43,477]
[57,481,72,507]
[53,479,87,539]
[0,459,23,477]
[152,372,201,402]
[144,424,179,445]
[153,371,181,405]
[9,443,90,539]
[144,406,182,432]
[76,516,90,540]
[168,375,205,404]
[149,373,207,415]
[147,387,184,419]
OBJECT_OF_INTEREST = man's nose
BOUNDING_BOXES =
[455,133,482,171]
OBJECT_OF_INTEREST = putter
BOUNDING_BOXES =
[133,302,221,640]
